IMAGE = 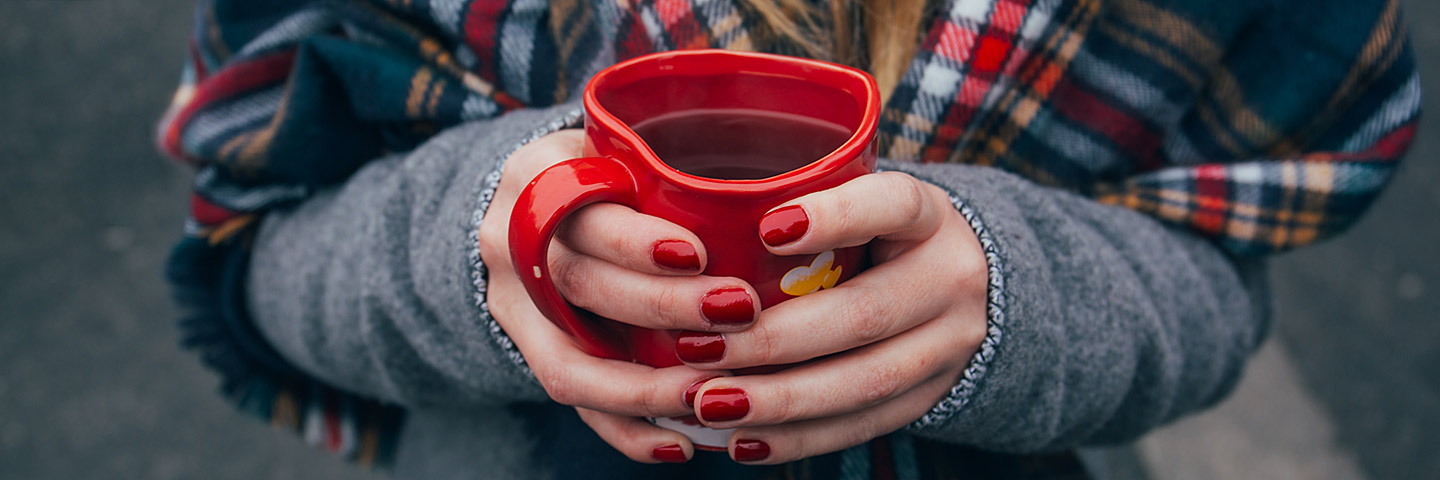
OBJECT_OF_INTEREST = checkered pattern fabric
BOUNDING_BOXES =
[157,0,1417,473]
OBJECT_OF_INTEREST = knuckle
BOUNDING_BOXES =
[551,252,593,307]
[503,151,544,183]
[826,192,863,235]
[857,359,906,406]
[911,347,942,376]
[652,285,682,328]
[748,322,782,366]
[536,367,579,406]
[845,293,892,344]
[486,285,519,324]
[634,378,663,416]
[768,385,800,424]
[604,219,644,259]
[890,175,927,226]
[785,431,812,462]
[477,224,509,267]
[850,413,885,447]
[566,205,626,251]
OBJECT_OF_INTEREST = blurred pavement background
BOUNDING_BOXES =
[1,1,1435,479]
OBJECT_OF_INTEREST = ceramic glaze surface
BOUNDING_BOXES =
[510,49,879,368]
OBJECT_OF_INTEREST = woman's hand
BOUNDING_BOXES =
[477,129,761,463]
[681,171,991,464]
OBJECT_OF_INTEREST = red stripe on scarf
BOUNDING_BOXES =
[325,394,343,453]
[1051,76,1164,169]
[934,22,980,62]
[972,34,1013,73]
[1193,165,1228,233]
[162,49,298,162]
[1311,123,1417,162]
[1360,123,1416,160]
[189,39,209,81]
[991,0,1030,34]
[463,0,508,84]
[654,0,707,50]
[870,437,896,480]
[619,9,656,60]
[190,193,239,226]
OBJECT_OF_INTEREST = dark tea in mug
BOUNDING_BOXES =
[631,108,853,180]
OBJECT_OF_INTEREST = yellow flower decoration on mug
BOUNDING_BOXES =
[780,250,843,296]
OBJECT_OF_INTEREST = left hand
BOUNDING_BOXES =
[679,171,991,464]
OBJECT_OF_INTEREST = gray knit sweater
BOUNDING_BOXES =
[247,102,1269,478]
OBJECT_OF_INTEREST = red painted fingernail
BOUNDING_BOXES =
[733,439,770,462]
[759,205,808,246]
[701,287,755,325]
[683,376,720,408]
[653,240,700,271]
[698,388,750,422]
[676,332,725,363]
[652,444,688,463]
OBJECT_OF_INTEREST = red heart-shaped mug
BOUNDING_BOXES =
[509,49,880,449]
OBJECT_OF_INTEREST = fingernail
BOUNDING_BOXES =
[733,439,770,462]
[701,287,755,325]
[676,332,725,363]
[652,444,688,463]
[683,376,721,408]
[698,388,750,422]
[759,205,808,246]
[653,240,700,271]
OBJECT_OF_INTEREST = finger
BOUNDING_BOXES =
[723,372,959,465]
[478,129,586,271]
[574,407,694,464]
[549,242,759,331]
[557,203,709,275]
[692,311,983,429]
[497,129,587,198]
[758,171,950,255]
[681,225,985,367]
[488,273,728,417]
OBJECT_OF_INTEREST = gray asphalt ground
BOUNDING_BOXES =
[0,1,1435,479]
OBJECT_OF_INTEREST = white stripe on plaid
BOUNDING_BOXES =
[973,0,1059,141]
[461,93,501,120]
[498,0,547,104]
[1069,48,1183,127]
[429,0,466,37]
[182,87,284,154]
[695,0,748,49]
[303,386,326,447]
[339,19,390,48]
[1019,0,1056,41]
[1324,162,1393,194]
[1029,107,1124,172]
[885,0,1058,161]
[1162,127,1207,165]
[1341,72,1421,152]
[237,8,334,57]
[639,4,671,51]
[952,0,994,23]
[338,395,359,457]
[1066,46,1233,169]
[456,44,479,70]
[193,167,310,211]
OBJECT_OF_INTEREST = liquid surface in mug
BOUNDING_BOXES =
[630,109,853,180]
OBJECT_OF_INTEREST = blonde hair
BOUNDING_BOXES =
[738,0,930,103]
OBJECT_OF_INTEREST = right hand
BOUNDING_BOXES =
[477,129,759,463]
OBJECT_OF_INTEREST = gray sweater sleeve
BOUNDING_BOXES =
[885,160,1270,452]
[246,103,583,408]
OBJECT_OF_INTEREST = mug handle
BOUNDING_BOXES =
[508,156,638,361]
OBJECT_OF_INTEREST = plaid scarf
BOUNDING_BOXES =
[157,0,1417,474]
